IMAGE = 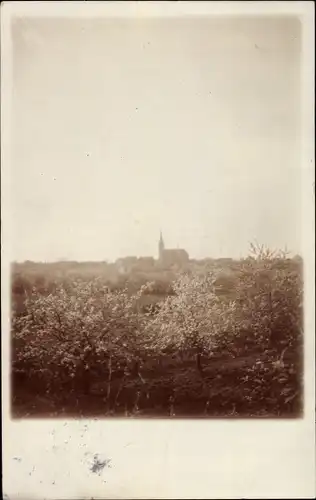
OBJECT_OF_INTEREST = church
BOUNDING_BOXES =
[115,232,189,274]
[158,231,189,268]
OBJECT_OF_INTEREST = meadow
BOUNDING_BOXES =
[11,245,303,418]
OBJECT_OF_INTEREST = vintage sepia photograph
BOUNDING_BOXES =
[9,12,304,420]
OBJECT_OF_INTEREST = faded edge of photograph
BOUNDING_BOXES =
[9,14,304,419]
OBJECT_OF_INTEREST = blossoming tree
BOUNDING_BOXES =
[12,279,153,396]
[146,272,237,373]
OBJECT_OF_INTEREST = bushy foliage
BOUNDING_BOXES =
[138,279,175,296]
[12,280,156,395]
[145,246,302,363]
[146,272,237,364]
[234,246,303,353]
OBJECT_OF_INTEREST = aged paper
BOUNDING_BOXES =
[1,1,315,498]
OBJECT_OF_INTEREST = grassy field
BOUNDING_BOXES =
[11,249,303,418]
[12,349,302,419]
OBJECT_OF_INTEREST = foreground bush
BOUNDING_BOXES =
[146,248,302,369]
[12,280,157,397]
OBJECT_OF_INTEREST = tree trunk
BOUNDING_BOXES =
[106,356,112,402]
[196,351,203,375]
[114,374,126,408]
[267,290,274,347]
[82,370,92,395]
[131,360,140,378]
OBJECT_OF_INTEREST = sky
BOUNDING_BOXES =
[10,16,302,262]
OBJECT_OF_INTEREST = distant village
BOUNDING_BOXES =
[115,232,236,274]
[12,232,237,285]
[11,233,302,305]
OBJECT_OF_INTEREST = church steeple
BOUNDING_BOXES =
[159,231,164,260]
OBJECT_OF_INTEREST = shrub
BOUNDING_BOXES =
[234,245,303,353]
[146,272,237,372]
[12,280,153,396]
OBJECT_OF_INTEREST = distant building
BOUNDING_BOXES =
[115,233,189,273]
[116,256,138,274]
[158,232,189,268]
[116,255,156,274]
[137,257,155,271]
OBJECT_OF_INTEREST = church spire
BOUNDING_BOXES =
[159,230,164,260]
